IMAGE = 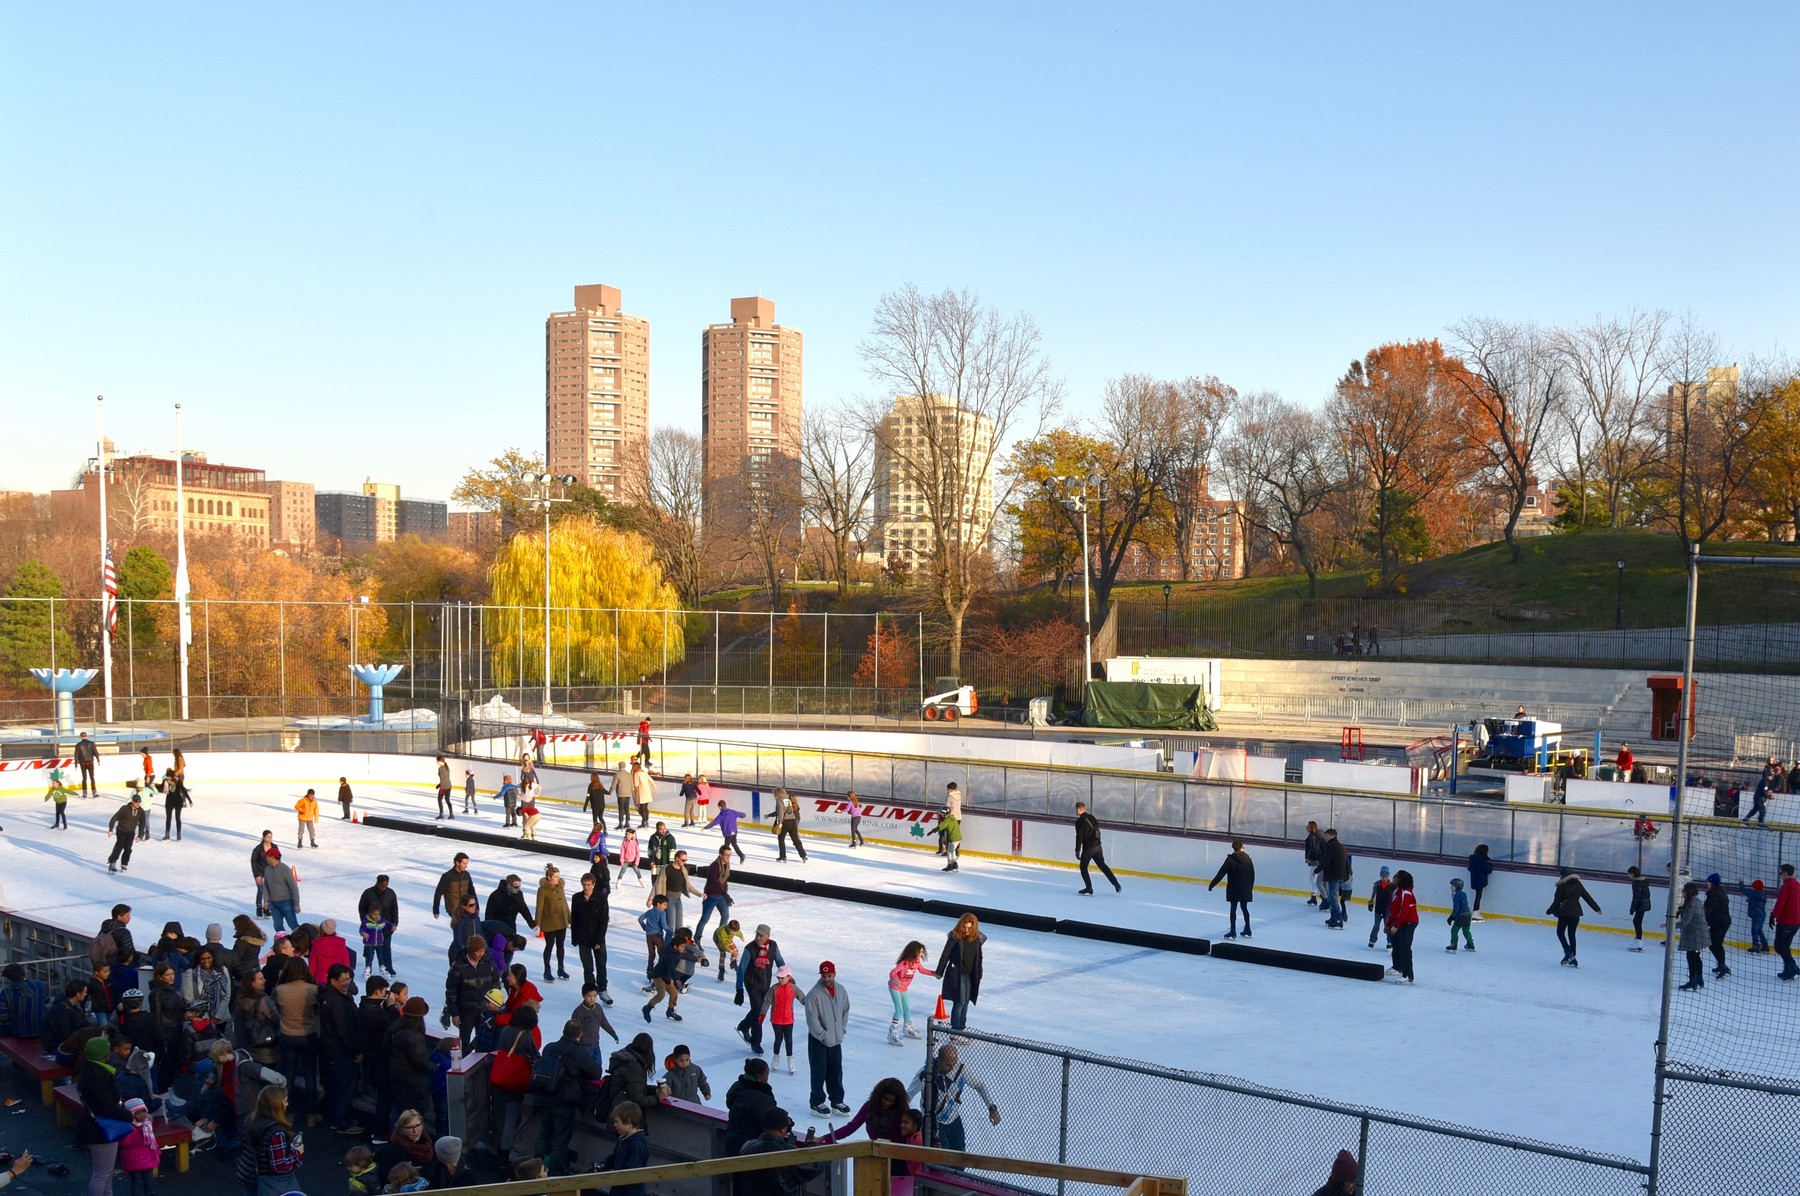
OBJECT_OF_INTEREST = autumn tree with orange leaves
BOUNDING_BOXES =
[1328,339,1479,580]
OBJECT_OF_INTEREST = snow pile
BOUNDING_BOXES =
[287,707,440,729]
[467,693,587,730]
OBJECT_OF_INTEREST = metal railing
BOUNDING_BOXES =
[591,732,1789,879]
[925,1023,1649,1196]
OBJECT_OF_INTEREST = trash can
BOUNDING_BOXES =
[1028,697,1051,728]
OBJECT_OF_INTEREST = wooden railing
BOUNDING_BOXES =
[423,1140,1187,1196]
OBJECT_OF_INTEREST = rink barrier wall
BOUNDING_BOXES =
[1208,940,1386,981]
[8,747,1766,947]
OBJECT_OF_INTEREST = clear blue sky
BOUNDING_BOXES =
[4,3,1795,504]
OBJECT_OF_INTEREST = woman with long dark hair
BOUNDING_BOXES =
[237,1083,302,1196]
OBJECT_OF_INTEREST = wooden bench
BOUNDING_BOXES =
[52,1083,192,1172]
[0,1036,73,1106]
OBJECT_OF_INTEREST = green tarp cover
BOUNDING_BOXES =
[1081,681,1217,731]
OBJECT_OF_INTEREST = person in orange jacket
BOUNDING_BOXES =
[1384,869,1419,983]
[295,788,320,848]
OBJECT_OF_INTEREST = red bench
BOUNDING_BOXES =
[52,1083,193,1172]
[0,1036,73,1106]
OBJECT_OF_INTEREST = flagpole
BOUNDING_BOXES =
[175,403,191,721]
[97,395,114,723]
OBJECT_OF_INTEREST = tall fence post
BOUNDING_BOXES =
[1357,1113,1370,1190]
[1058,1053,1072,1196]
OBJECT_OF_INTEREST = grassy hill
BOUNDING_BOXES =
[1115,530,1800,639]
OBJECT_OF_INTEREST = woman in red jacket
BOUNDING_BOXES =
[1385,870,1419,983]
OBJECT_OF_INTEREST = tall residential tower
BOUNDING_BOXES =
[700,296,803,489]
[546,284,650,501]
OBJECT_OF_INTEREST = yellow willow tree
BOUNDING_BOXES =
[486,516,685,686]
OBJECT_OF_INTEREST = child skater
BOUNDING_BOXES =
[618,826,644,886]
[886,940,936,1044]
[1447,877,1474,952]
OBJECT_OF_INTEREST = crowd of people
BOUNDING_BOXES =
[2,753,1030,1195]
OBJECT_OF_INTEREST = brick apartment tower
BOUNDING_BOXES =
[546,284,650,502]
[700,297,803,492]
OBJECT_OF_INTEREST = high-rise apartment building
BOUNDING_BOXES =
[398,498,448,538]
[701,297,803,488]
[546,284,650,502]
[871,394,996,568]
[314,492,378,545]
[267,480,316,553]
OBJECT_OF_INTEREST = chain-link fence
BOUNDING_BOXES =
[923,1024,1649,1196]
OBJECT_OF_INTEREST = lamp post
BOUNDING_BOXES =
[1162,582,1172,647]
[533,474,578,715]
[1044,473,1102,696]
[1615,558,1626,631]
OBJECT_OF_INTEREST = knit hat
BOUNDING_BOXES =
[84,1037,111,1062]
[124,1098,146,1115]
[1329,1149,1358,1184]
[403,996,429,1017]
[205,923,223,942]
[776,966,791,978]
[484,988,506,1009]
[1707,873,1722,886]
[434,1137,463,1166]
[755,924,771,937]
[1379,866,1390,878]
[1752,879,1765,891]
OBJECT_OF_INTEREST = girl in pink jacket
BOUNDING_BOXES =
[886,940,936,1044]
[119,1097,161,1193]
[617,827,643,885]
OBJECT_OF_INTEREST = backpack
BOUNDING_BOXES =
[89,924,119,968]
[528,1047,565,1098]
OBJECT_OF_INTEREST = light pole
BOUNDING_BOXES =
[1045,473,1102,697]
[1615,558,1626,631]
[533,474,578,715]
[1162,582,1172,647]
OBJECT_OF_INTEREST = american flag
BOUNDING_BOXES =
[103,545,118,639]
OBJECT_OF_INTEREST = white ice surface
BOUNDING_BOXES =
[0,771,1664,1166]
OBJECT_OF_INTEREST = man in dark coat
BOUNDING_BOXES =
[1318,828,1351,927]
[485,875,537,934]
[736,1105,822,1196]
[358,875,401,968]
[358,976,398,1136]
[386,996,436,1127]
[106,795,146,873]
[1208,841,1256,939]
[73,731,100,796]
[432,853,474,923]
[319,963,364,1135]
[1072,802,1121,895]
[570,870,611,998]
[531,1018,606,1175]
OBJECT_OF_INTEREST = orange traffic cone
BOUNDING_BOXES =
[932,995,949,1022]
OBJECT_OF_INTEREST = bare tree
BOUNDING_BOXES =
[714,463,805,605]
[1217,392,1347,596]
[1657,318,1779,547]
[859,285,1060,676]
[633,427,707,607]
[1554,310,1671,527]
[1445,317,1567,564]
[798,406,875,601]
[1155,376,1235,581]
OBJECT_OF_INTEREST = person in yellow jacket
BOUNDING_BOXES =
[535,863,572,984]
[295,788,320,848]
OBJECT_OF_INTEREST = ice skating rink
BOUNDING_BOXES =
[1,758,1663,1163]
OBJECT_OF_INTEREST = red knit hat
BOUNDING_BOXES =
[1329,1150,1358,1184]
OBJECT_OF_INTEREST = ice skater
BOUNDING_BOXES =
[705,799,746,863]
[1446,878,1474,952]
[1627,867,1652,950]
[434,756,455,820]
[106,793,146,873]
[1467,844,1493,918]
[462,769,479,815]
[1548,869,1601,967]
[618,827,643,886]
[1367,866,1393,949]
[1736,878,1768,953]
[886,941,935,1045]
[1385,869,1418,983]
[1704,874,1732,979]
[74,731,99,796]
[1676,882,1707,991]
[1207,840,1254,939]
[773,788,807,862]
[846,790,866,848]
[1073,802,1121,894]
